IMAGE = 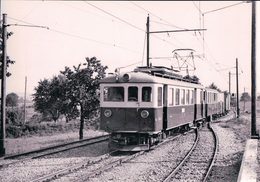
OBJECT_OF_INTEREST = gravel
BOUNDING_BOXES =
[1,111,252,182]
[171,126,215,181]
[85,132,196,182]
[207,112,250,182]
[0,141,109,182]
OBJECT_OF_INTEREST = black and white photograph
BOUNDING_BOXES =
[0,1,260,181]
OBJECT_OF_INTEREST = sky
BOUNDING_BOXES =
[2,1,259,98]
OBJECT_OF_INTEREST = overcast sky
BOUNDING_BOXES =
[2,1,259,97]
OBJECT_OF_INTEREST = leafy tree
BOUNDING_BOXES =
[183,75,200,83]
[0,27,15,77]
[60,57,107,139]
[240,92,251,102]
[208,82,221,92]
[6,92,19,108]
[33,75,67,122]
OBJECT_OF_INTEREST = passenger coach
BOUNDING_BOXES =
[99,66,230,151]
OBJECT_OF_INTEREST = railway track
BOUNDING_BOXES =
[163,123,218,182]
[0,134,109,168]
[29,132,185,182]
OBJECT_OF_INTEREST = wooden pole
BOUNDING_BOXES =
[146,15,150,68]
[0,14,7,156]
[251,1,257,138]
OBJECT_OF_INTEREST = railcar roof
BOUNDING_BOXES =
[100,71,205,88]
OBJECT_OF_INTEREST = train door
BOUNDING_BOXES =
[200,89,204,118]
[204,91,208,118]
[194,88,197,121]
[163,84,168,130]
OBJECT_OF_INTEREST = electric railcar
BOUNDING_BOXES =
[99,66,230,151]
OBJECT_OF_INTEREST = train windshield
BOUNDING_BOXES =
[128,86,138,101]
[103,87,124,102]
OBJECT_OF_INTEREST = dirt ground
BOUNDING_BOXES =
[4,129,107,155]
[208,111,252,182]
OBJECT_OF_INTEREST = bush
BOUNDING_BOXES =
[6,120,82,138]
[6,108,24,125]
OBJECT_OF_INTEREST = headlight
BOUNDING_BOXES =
[141,110,149,118]
[122,73,131,82]
[104,109,112,117]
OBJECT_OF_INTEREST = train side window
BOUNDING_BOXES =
[191,90,194,104]
[169,88,174,106]
[181,89,185,105]
[158,87,163,106]
[128,86,138,102]
[175,88,180,105]
[200,91,203,103]
[186,90,190,105]
[142,87,152,102]
[104,87,124,102]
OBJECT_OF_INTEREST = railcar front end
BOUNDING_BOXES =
[99,73,164,151]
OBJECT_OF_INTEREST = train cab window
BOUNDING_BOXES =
[158,87,162,106]
[175,88,180,105]
[186,90,190,105]
[128,87,138,102]
[103,87,124,102]
[181,89,185,105]
[142,87,152,102]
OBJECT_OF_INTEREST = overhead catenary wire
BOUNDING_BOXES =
[129,1,186,30]
[83,1,182,49]
[83,1,145,32]
[203,1,247,15]
[7,16,142,55]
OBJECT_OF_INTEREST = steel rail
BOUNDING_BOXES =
[203,123,219,182]
[0,135,109,169]
[29,150,118,182]
[30,132,184,182]
[4,134,109,159]
[163,128,199,182]
[32,137,109,159]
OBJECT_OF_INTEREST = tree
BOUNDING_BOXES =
[61,57,107,139]
[33,75,67,122]
[240,92,251,102]
[6,92,18,108]
[208,82,221,92]
[0,27,15,77]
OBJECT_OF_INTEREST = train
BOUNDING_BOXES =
[99,66,230,151]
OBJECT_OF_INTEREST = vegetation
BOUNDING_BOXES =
[33,75,67,122]
[208,82,221,92]
[33,57,107,139]
[240,92,251,102]
[6,92,19,108]
[0,27,15,77]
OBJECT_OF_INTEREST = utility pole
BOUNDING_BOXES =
[251,1,257,138]
[243,87,246,112]
[146,15,150,68]
[0,14,7,156]
[236,58,239,118]
[145,15,206,68]
[24,76,27,124]
[229,71,231,94]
